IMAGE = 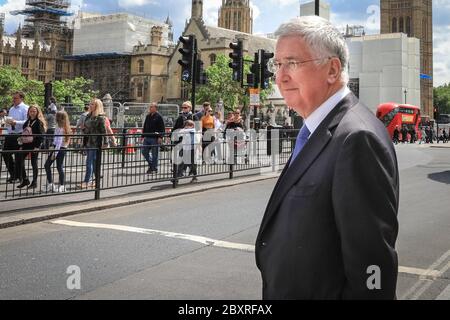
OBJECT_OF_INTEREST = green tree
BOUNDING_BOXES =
[52,77,98,108]
[0,66,97,111]
[196,53,274,113]
[0,66,44,108]
[433,83,450,115]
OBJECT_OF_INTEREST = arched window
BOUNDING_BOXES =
[137,83,143,98]
[210,53,216,65]
[399,17,404,33]
[138,60,144,73]
[406,17,411,36]
[392,17,397,33]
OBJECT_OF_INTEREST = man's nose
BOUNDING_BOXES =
[275,70,290,83]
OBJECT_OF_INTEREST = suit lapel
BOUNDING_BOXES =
[258,93,359,237]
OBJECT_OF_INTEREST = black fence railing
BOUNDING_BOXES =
[0,129,298,202]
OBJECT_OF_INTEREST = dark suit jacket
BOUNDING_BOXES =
[255,93,399,300]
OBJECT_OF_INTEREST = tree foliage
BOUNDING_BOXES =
[52,77,98,107]
[0,66,97,111]
[195,54,274,113]
[433,83,450,114]
[0,66,44,108]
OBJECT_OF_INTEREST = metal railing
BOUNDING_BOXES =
[0,128,297,202]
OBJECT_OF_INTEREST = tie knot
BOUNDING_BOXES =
[298,124,310,140]
[290,124,310,166]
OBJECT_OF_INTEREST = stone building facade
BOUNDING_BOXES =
[166,0,275,107]
[130,26,173,103]
[70,12,174,102]
[218,0,253,34]
[380,0,433,117]
[0,20,73,83]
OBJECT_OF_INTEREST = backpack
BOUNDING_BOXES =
[21,121,36,144]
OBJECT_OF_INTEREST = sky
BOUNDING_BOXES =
[1,0,449,86]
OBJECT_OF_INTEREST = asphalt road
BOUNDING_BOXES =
[0,144,449,300]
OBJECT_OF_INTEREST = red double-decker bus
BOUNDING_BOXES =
[376,103,421,139]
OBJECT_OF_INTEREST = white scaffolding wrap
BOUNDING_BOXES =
[73,13,171,55]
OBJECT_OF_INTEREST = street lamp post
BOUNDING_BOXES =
[315,0,320,16]
[404,89,407,104]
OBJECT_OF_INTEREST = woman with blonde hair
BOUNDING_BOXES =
[44,111,71,192]
[17,104,47,189]
[79,98,107,189]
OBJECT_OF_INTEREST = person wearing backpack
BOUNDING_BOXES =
[44,97,57,149]
[16,105,47,189]
[79,98,107,189]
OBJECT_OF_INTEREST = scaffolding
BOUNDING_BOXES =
[344,25,366,38]
[11,0,74,38]
[68,53,132,102]
[0,13,5,30]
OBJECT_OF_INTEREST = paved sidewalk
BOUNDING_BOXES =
[0,170,281,229]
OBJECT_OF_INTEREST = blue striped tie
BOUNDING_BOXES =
[290,124,311,166]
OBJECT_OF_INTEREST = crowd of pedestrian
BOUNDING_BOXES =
[0,91,118,192]
[1,91,251,191]
[392,124,449,145]
[0,91,75,191]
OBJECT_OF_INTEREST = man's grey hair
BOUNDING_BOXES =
[275,16,349,84]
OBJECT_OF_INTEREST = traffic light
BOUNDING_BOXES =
[260,49,274,90]
[44,82,52,109]
[248,55,260,89]
[229,40,243,82]
[178,35,195,82]
[195,59,207,85]
[434,107,439,120]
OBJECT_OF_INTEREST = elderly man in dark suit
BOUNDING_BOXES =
[255,16,399,300]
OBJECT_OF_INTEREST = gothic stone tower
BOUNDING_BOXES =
[191,0,203,20]
[218,0,253,34]
[381,0,433,118]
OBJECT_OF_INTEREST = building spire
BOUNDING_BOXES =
[191,0,203,21]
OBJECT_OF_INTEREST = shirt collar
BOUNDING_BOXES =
[13,102,26,109]
[304,86,351,137]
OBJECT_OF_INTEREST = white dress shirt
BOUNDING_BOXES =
[6,102,29,134]
[303,86,351,138]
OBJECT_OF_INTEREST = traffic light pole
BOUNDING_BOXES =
[436,108,439,142]
[192,38,198,108]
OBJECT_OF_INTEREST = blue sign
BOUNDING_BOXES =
[420,74,432,80]
[182,70,191,82]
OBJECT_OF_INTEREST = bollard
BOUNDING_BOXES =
[121,128,127,169]
[94,144,102,200]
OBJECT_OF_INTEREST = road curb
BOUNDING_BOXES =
[0,173,280,229]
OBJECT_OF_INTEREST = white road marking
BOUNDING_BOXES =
[51,219,255,252]
[435,284,450,300]
[51,219,442,282]
[398,266,440,278]
[401,250,450,300]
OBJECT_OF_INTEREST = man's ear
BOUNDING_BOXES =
[327,57,342,84]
